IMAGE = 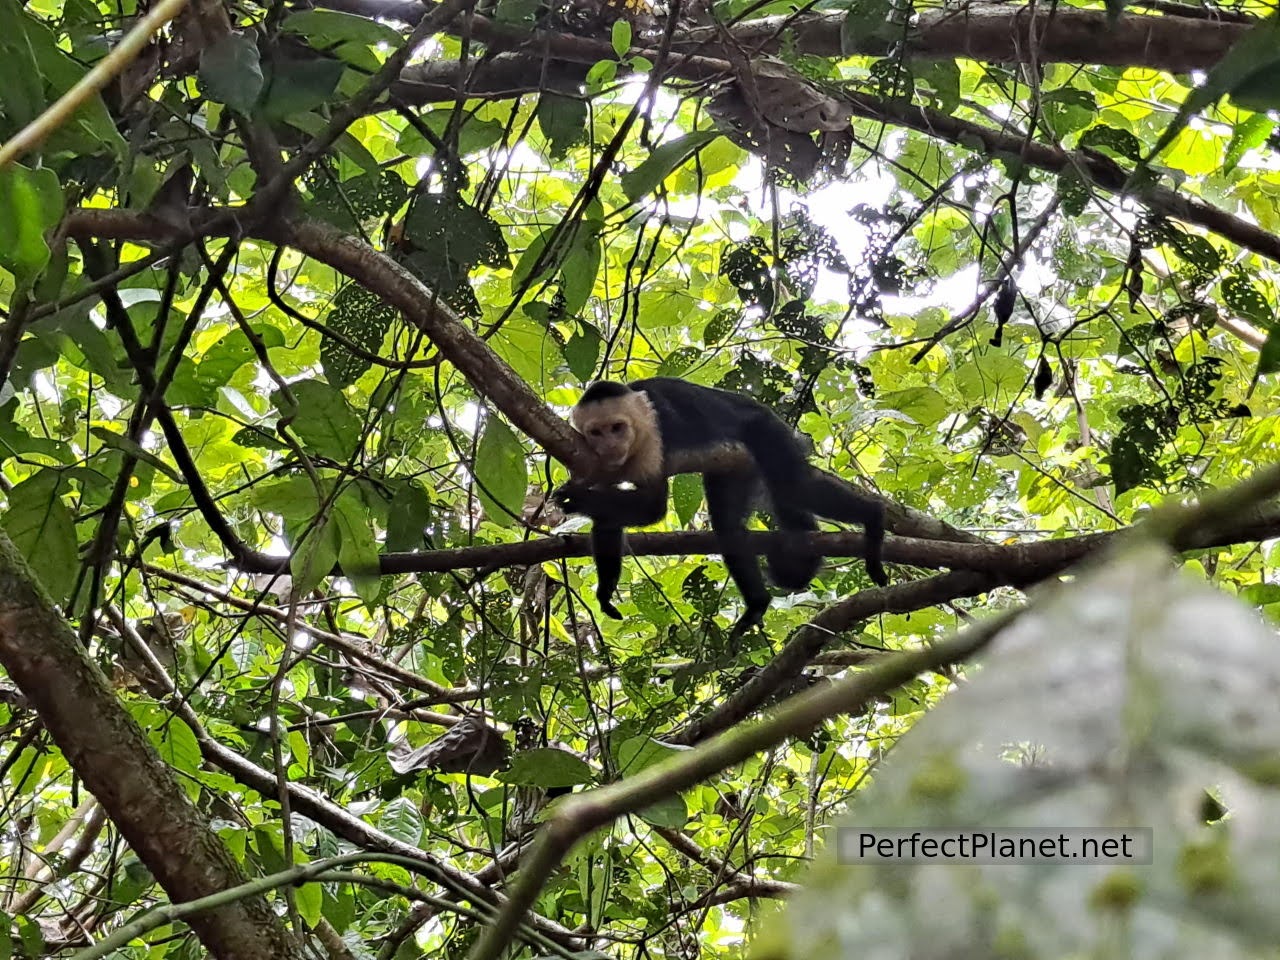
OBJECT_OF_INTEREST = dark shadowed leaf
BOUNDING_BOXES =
[199,33,265,115]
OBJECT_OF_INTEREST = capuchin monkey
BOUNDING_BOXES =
[552,377,888,638]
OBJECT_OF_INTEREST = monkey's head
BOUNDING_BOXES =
[570,381,654,472]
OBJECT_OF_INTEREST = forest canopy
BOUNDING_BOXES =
[1,0,1280,955]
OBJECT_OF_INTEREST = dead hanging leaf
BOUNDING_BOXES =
[748,58,855,133]
[707,56,854,182]
[389,715,509,776]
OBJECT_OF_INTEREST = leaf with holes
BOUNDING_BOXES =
[1078,124,1142,161]
[1222,274,1272,327]
[321,283,396,389]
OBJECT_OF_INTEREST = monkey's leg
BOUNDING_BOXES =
[807,471,888,586]
[705,473,772,639]
[736,414,824,590]
[590,525,626,619]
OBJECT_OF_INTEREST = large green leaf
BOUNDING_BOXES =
[474,415,527,528]
[1,469,76,603]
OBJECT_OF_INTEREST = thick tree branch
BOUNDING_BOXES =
[325,0,1253,75]
[700,5,1251,73]
[674,499,1280,744]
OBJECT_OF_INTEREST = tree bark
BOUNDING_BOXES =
[0,531,301,960]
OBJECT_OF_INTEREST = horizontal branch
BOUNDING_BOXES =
[707,5,1249,74]
[329,0,1252,76]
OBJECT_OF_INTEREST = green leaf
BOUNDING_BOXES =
[152,717,202,775]
[199,33,265,115]
[0,0,125,158]
[620,131,721,202]
[399,111,505,158]
[537,93,588,160]
[291,514,340,595]
[1224,113,1274,172]
[280,9,403,49]
[1,470,77,604]
[276,381,362,461]
[89,428,182,483]
[1258,324,1280,376]
[199,324,286,386]
[0,0,45,130]
[585,58,617,92]
[259,56,345,121]
[615,736,686,775]
[288,111,380,175]
[637,793,688,829]
[512,227,558,295]
[491,315,564,391]
[565,323,602,381]
[671,473,702,527]
[561,226,601,316]
[611,19,632,57]
[1040,89,1097,138]
[386,481,431,552]
[0,164,63,290]
[333,490,381,606]
[1231,65,1280,113]
[379,797,425,844]
[474,416,527,527]
[840,0,897,52]
[504,748,593,787]
[294,874,323,928]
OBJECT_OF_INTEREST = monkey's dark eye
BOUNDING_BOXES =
[610,423,625,434]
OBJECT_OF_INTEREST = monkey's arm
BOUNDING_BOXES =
[551,478,668,526]
[590,525,625,619]
[552,478,669,620]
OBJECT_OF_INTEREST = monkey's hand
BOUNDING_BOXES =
[550,478,592,515]
[597,592,623,620]
[867,559,889,587]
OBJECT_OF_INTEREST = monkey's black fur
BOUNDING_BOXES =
[554,377,887,638]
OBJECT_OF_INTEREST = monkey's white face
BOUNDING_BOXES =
[581,416,635,469]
